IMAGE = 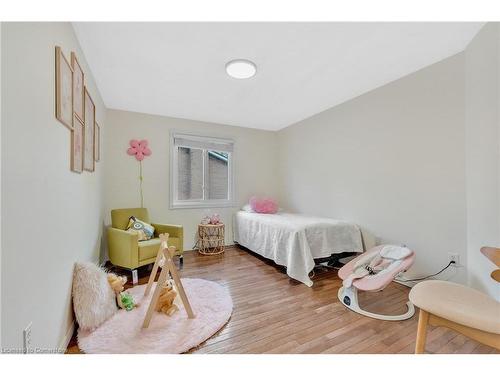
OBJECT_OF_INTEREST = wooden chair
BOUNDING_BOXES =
[480,246,500,282]
[409,247,500,354]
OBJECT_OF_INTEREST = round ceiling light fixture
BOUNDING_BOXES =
[225,59,257,79]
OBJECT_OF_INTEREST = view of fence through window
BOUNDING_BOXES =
[177,147,229,201]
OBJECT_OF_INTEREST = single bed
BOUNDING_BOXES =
[233,211,364,286]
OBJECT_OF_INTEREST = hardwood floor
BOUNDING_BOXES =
[66,246,498,354]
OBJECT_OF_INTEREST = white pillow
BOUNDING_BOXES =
[72,262,117,331]
[241,204,254,212]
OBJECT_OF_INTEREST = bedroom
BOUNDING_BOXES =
[0,0,499,370]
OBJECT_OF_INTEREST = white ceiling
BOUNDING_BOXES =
[73,22,483,131]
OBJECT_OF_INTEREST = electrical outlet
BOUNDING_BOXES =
[23,322,32,354]
[448,252,460,266]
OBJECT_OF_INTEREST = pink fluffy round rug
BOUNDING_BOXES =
[77,278,233,353]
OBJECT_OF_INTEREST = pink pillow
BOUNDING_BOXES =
[249,197,278,214]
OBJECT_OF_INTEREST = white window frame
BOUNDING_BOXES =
[170,132,235,209]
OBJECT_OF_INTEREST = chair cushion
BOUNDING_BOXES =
[338,245,415,291]
[409,280,500,334]
[126,216,154,241]
[138,238,162,261]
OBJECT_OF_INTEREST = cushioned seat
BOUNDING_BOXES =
[108,208,184,271]
[138,238,162,261]
[409,280,500,334]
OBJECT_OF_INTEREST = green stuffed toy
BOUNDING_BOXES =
[107,273,139,311]
[120,292,137,311]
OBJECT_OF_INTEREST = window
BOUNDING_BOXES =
[170,133,235,208]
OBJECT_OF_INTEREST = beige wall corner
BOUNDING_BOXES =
[0,21,3,349]
[103,109,279,252]
[277,53,468,283]
[1,22,106,350]
[464,22,500,300]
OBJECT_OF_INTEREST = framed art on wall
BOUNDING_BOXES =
[71,114,84,173]
[71,52,85,123]
[55,46,73,130]
[95,122,100,162]
[83,87,95,172]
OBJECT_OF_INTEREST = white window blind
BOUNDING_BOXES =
[173,134,234,153]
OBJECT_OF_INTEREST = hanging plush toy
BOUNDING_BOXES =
[155,279,179,316]
[127,139,152,208]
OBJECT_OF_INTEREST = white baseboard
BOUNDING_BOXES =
[59,320,75,353]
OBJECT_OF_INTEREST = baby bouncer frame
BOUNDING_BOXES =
[142,233,194,328]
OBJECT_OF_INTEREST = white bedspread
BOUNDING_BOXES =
[233,211,363,286]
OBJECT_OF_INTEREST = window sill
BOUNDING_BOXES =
[170,200,237,210]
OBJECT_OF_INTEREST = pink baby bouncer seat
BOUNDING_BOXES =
[337,245,416,321]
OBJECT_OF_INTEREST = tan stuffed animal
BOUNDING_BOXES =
[107,273,138,311]
[156,279,179,316]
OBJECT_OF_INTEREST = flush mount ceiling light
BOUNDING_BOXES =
[225,59,257,79]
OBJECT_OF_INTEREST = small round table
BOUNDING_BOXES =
[197,223,225,255]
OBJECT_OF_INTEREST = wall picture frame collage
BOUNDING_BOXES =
[55,46,101,173]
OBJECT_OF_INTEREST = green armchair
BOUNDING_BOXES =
[108,208,184,271]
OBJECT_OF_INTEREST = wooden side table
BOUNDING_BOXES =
[197,223,225,255]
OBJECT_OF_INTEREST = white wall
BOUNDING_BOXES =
[0,21,3,348]
[1,23,106,350]
[464,23,500,299]
[1,22,498,354]
[277,53,467,282]
[104,109,278,251]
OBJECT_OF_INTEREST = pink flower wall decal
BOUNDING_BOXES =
[127,139,152,208]
[127,139,152,161]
